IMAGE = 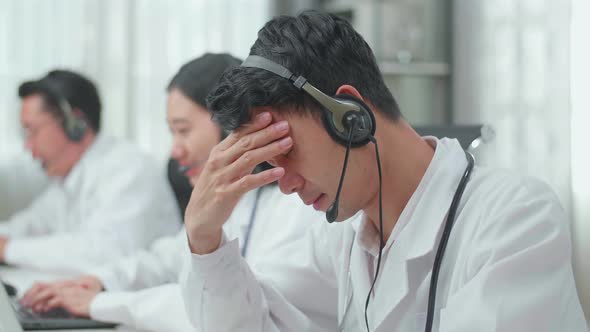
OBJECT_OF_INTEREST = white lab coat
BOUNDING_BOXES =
[180,137,588,332]
[89,230,187,293]
[0,135,180,274]
[87,186,338,332]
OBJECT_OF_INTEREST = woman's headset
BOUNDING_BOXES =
[241,55,376,148]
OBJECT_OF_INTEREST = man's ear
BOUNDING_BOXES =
[335,85,363,100]
[250,106,275,122]
[251,106,284,126]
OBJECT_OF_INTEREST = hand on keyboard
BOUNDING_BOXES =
[39,307,72,319]
[15,301,72,320]
[19,284,97,318]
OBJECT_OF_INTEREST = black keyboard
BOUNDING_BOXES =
[2,281,17,297]
[11,300,72,320]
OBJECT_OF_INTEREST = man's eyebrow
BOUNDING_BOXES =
[169,118,190,125]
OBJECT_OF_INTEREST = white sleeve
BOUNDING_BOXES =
[3,164,180,273]
[90,284,194,332]
[5,231,128,273]
[440,181,588,332]
[90,231,187,292]
[180,226,336,332]
[0,188,55,237]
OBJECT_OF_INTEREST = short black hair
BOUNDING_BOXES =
[207,10,401,131]
[18,70,102,132]
[167,53,242,109]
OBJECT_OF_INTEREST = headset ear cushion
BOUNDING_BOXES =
[332,93,376,140]
[64,114,87,142]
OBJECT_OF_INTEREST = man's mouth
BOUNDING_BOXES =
[302,193,326,210]
[312,194,326,210]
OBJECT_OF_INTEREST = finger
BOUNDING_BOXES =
[24,285,50,307]
[33,292,56,313]
[63,290,92,317]
[44,296,63,312]
[223,136,292,181]
[21,283,47,305]
[220,120,290,167]
[228,167,285,195]
[216,112,273,151]
[55,280,76,288]
[27,287,58,308]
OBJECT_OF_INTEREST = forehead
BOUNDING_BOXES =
[166,89,209,121]
[21,94,45,109]
[250,107,330,156]
[21,95,54,122]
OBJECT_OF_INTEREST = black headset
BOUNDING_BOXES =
[241,55,376,148]
[44,83,88,142]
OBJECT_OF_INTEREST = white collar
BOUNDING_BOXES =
[61,134,109,192]
[354,136,466,258]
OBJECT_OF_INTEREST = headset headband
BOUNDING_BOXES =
[241,55,361,134]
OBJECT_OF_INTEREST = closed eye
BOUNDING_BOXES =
[268,144,293,167]
[284,146,294,158]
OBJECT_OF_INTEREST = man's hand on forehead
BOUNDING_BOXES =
[218,112,291,165]
[184,111,292,255]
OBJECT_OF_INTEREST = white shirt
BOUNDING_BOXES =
[180,137,588,332]
[87,186,338,332]
[0,135,180,274]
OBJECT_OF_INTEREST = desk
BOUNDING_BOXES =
[0,265,121,332]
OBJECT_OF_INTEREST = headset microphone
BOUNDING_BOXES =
[327,117,357,223]
[326,201,339,223]
[177,162,201,175]
[177,165,191,174]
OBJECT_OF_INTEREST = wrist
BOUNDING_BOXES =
[187,229,223,255]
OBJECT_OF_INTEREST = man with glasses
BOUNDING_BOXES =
[0,70,179,275]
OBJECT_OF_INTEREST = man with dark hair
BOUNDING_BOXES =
[0,69,180,274]
[180,11,587,331]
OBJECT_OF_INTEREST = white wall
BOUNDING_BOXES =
[0,157,47,220]
[0,0,271,218]
[454,0,588,324]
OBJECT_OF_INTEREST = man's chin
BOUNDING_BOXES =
[43,167,58,177]
[44,165,68,178]
[331,207,360,223]
[46,172,63,178]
